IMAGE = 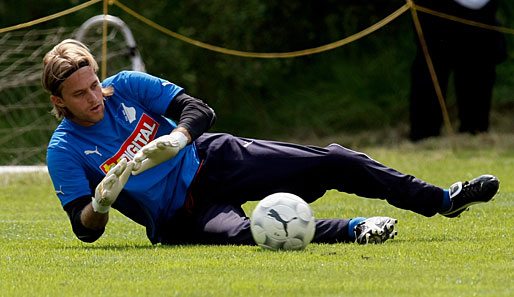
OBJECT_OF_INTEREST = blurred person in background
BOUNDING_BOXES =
[409,0,506,141]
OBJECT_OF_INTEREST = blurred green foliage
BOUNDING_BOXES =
[0,0,513,139]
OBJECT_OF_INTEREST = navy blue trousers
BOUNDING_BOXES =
[161,133,443,245]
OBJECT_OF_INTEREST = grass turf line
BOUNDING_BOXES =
[0,147,512,297]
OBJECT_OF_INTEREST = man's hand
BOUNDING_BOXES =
[92,159,134,213]
[132,131,188,175]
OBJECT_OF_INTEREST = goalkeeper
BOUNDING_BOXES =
[43,39,499,245]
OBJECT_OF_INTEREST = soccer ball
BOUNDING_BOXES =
[250,192,315,250]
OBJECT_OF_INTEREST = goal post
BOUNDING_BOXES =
[0,15,145,166]
[76,15,146,73]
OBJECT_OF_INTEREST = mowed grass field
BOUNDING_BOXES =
[1,136,513,297]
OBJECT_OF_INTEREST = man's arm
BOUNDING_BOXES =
[165,92,216,141]
[63,159,133,242]
[172,126,192,145]
[63,196,106,243]
[81,202,109,230]
[132,92,215,175]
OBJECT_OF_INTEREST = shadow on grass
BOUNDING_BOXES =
[60,242,260,251]
[60,243,156,251]
[60,242,317,254]
[393,236,462,243]
[59,237,464,251]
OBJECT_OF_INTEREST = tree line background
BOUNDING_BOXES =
[1,0,513,141]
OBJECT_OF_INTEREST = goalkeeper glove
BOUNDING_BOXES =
[132,131,188,176]
[92,159,134,213]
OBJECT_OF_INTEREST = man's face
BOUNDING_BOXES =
[51,66,105,126]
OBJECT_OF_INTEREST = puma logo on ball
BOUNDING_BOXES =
[267,209,298,237]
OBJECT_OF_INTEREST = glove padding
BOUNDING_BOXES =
[92,159,134,213]
[132,131,188,176]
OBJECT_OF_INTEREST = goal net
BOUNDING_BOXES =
[0,16,144,165]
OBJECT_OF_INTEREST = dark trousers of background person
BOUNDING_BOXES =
[409,0,506,141]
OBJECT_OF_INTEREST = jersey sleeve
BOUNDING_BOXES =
[165,92,216,141]
[47,145,94,207]
[102,71,184,116]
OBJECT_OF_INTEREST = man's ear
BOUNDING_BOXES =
[50,95,65,107]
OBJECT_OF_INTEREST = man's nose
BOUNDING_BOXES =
[86,89,97,102]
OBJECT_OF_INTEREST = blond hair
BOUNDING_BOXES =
[42,39,113,120]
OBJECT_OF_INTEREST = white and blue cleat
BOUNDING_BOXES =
[354,216,398,244]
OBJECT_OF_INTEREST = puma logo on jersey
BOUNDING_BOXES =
[100,113,159,173]
[162,81,173,86]
[55,186,65,195]
[84,146,102,156]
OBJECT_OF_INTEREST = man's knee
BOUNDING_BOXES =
[200,205,254,245]
[325,144,372,170]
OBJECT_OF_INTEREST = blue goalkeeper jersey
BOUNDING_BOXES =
[47,71,200,243]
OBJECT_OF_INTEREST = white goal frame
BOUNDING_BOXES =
[0,15,145,170]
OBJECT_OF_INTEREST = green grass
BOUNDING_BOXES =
[1,141,513,297]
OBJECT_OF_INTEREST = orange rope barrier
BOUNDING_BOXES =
[101,0,109,80]
[0,0,102,34]
[408,0,457,150]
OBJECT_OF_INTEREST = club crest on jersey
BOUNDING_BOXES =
[100,113,159,173]
[118,103,137,124]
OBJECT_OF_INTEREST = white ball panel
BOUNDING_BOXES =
[250,192,316,250]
